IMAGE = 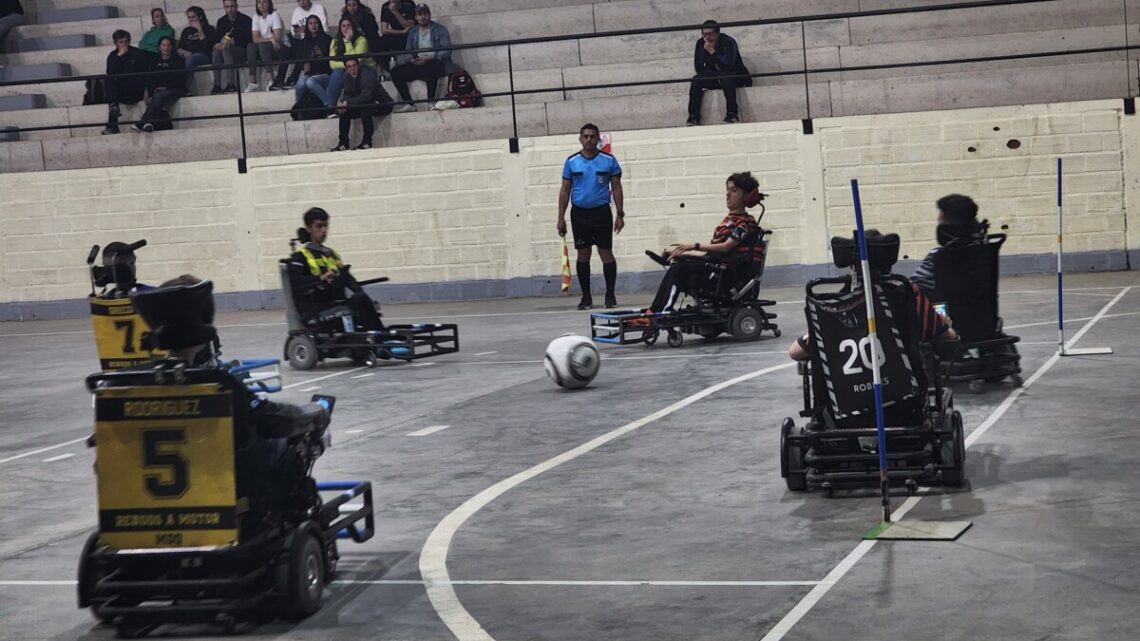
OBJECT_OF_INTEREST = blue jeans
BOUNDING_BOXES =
[324,68,346,108]
[295,73,330,105]
[184,52,211,69]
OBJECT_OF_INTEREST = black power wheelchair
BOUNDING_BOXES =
[591,228,780,348]
[279,239,459,370]
[928,221,1022,392]
[77,282,375,635]
[780,233,966,496]
[85,239,163,371]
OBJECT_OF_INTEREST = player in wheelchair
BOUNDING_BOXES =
[280,207,459,369]
[913,195,1022,392]
[780,231,967,496]
[85,239,162,370]
[590,172,779,347]
[78,276,375,634]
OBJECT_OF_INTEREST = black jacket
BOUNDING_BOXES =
[216,12,253,48]
[0,0,23,17]
[693,33,752,86]
[178,24,217,55]
[341,66,392,108]
[300,32,333,76]
[346,8,382,53]
[106,46,150,95]
[146,54,188,94]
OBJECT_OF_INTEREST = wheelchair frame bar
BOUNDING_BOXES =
[318,480,375,544]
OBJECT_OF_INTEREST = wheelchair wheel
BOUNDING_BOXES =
[667,329,684,348]
[285,525,325,619]
[642,330,659,346]
[78,531,114,625]
[729,307,763,342]
[286,335,319,371]
[350,348,377,368]
[780,418,807,492]
[941,410,966,487]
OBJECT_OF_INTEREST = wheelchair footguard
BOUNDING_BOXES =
[590,302,779,348]
[943,333,1023,392]
[284,323,460,370]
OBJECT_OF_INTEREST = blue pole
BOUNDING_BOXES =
[1057,157,1065,355]
[850,179,891,522]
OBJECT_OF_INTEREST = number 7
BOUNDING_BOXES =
[114,319,136,353]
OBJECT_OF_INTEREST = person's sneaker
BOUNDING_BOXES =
[130,123,144,133]
[243,82,259,93]
[210,85,224,95]
[355,142,372,150]
[392,103,416,113]
[723,114,740,124]
[222,84,239,93]
[268,82,283,91]
[282,80,296,89]
[142,122,155,132]
[101,126,120,135]
[604,295,617,309]
[330,144,349,152]
[685,116,699,126]
[576,296,593,311]
[326,112,338,119]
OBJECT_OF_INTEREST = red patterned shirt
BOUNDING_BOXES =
[711,212,762,262]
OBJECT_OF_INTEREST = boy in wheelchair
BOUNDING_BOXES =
[285,207,385,333]
[780,231,966,493]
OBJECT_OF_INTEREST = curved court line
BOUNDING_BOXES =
[419,361,796,641]
[759,286,1132,641]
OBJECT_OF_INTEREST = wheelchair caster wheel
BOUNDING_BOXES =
[667,330,683,348]
[642,330,659,346]
[822,482,835,498]
[905,479,918,496]
[1010,374,1023,387]
[968,379,985,394]
[773,328,782,338]
[286,335,319,371]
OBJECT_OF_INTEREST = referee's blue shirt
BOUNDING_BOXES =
[562,151,622,208]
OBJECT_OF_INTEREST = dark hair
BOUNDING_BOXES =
[186,5,209,25]
[112,29,131,42]
[936,194,978,225]
[580,123,599,136]
[256,0,275,16]
[306,14,325,34]
[160,274,203,288]
[701,19,719,33]
[342,0,373,17]
[727,171,759,194]
[334,16,357,51]
[150,7,165,17]
[156,35,176,52]
[303,207,329,226]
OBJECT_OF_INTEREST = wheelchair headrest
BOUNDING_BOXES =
[830,231,900,271]
[92,241,141,289]
[936,219,987,247]
[132,279,217,350]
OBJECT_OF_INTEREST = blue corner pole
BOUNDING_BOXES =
[851,179,891,522]
[1057,157,1065,356]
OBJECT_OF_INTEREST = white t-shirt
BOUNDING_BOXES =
[253,11,285,41]
[290,3,328,30]
[418,25,434,59]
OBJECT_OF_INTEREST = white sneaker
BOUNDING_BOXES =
[243,82,260,93]
[392,103,416,113]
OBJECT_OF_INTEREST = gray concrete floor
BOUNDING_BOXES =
[0,271,1137,641]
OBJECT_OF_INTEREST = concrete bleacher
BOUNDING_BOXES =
[1,0,1138,172]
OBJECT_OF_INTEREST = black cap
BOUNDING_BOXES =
[415,3,429,13]
[132,279,217,351]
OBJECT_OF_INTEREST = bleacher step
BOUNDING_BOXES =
[9,34,97,53]
[0,95,48,112]
[0,126,19,142]
[0,63,74,82]
[34,6,120,24]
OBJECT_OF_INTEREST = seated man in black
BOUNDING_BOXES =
[911,193,984,295]
[644,171,765,313]
[285,207,385,331]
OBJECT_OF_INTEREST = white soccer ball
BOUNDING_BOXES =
[544,334,601,389]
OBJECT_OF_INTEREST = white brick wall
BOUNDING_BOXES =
[0,100,1133,304]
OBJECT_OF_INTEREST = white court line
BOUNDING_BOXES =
[42,453,75,463]
[0,578,819,588]
[0,437,88,465]
[758,286,1132,641]
[411,362,437,367]
[351,373,376,379]
[408,425,451,437]
[454,351,787,367]
[420,361,796,641]
[474,351,497,356]
[345,429,363,434]
[1005,310,1140,331]
[299,386,321,392]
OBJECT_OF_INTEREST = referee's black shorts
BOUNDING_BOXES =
[569,204,613,250]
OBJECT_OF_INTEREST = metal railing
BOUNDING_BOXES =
[1,0,1134,170]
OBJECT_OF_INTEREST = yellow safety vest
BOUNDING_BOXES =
[299,246,343,276]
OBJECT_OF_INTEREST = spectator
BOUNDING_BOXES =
[330,57,392,151]
[178,6,217,90]
[326,16,373,109]
[390,3,450,113]
[284,0,328,87]
[135,36,188,132]
[0,0,24,52]
[292,14,333,108]
[102,30,150,135]
[247,0,289,91]
[686,19,751,126]
[211,0,254,94]
[341,0,381,62]
[139,8,175,55]
[376,0,413,74]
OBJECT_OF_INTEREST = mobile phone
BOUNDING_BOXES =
[933,302,949,317]
[311,394,337,414]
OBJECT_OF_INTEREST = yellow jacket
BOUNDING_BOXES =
[330,35,375,70]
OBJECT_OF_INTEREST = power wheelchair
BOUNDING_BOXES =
[780,233,966,496]
[928,221,1022,392]
[85,239,164,370]
[591,228,780,348]
[278,241,459,370]
[77,281,375,635]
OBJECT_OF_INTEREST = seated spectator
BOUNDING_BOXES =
[376,0,413,74]
[330,57,392,151]
[135,35,187,132]
[102,30,150,135]
[0,0,24,52]
[211,0,254,94]
[178,6,217,89]
[292,15,333,109]
[686,20,751,126]
[326,17,374,109]
[390,3,450,113]
[247,0,289,91]
[911,194,984,295]
[284,0,328,87]
[139,8,175,55]
[342,0,381,64]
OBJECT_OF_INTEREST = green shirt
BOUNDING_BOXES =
[138,24,175,54]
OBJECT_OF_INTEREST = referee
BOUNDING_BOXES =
[556,123,625,310]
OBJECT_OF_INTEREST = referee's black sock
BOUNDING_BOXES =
[577,261,592,299]
[602,260,617,298]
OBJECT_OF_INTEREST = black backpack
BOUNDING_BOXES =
[291,91,326,121]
